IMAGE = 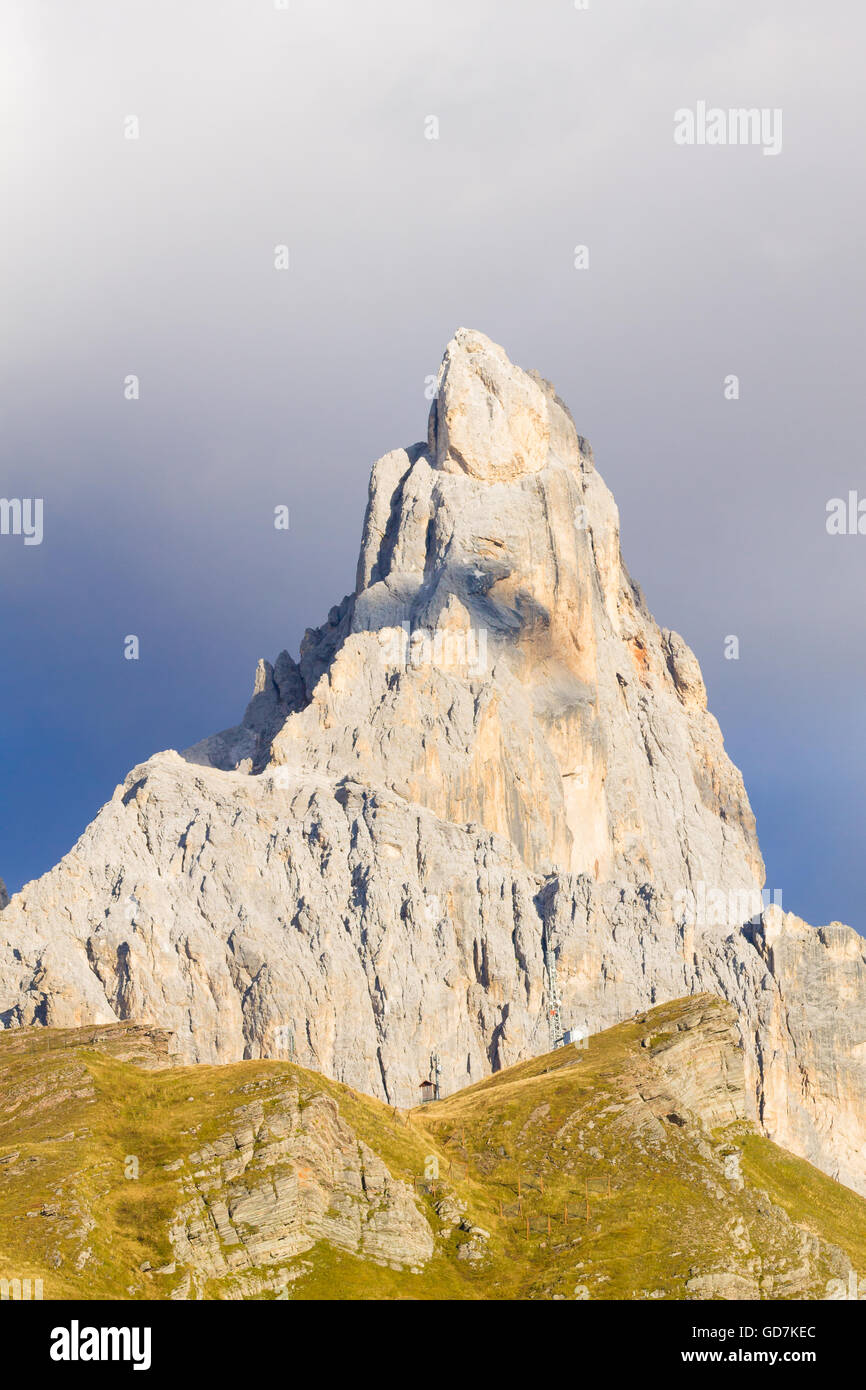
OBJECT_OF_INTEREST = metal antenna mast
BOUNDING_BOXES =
[430,1051,441,1100]
[545,945,564,1051]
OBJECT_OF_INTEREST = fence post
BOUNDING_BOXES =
[525,1217,529,1240]
[564,1203,568,1225]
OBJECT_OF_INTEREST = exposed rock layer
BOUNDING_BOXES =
[0,1005,861,1302]
[170,1087,433,1292]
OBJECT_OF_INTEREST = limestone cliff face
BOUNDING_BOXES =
[267,328,763,895]
[1,330,864,1197]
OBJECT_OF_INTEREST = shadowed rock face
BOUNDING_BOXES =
[1,330,865,1197]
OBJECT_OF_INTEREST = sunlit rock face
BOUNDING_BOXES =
[2,330,865,1197]
[271,327,763,897]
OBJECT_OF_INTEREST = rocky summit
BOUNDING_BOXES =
[1,329,865,1208]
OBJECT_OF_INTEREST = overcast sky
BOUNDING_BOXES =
[1,0,864,932]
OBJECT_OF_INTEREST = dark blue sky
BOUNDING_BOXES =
[2,0,864,933]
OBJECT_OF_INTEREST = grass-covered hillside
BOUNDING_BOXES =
[0,996,863,1300]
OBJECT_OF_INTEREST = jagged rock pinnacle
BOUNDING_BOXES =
[1,331,865,1202]
[428,328,552,482]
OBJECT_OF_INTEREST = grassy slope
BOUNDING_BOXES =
[0,1002,864,1301]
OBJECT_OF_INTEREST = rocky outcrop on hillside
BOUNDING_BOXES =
[0,329,864,1198]
[635,996,747,1131]
[168,1086,433,1297]
[0,1021,174,1070]
[4,1004,862,1302]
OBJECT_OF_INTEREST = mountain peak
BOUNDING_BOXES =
[2,334,865,1205]
[428,327,580,483]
